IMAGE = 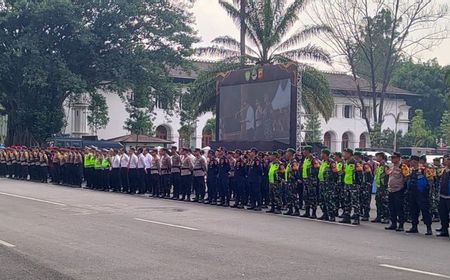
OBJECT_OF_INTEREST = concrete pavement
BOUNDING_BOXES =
[0,178,449,280]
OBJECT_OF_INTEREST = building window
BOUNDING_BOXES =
[155,95,168,110]
[343,105,353,119]
[342,132,350,150]
[324,132,332,149]
[359,133,367,149]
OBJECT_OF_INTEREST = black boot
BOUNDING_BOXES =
[352,217,360,225]
[396,223,404,232]
[266,206,275,213]
[425,225,432,236]
[406,225,418,233]
[339,214,351,224]
[274,209,282,214]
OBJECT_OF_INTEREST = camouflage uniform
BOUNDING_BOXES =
[284,161,298,214]
[267,161,281,211]
[360,166,374,220]
[374,163,389,222]
[318,159,334,220]
[342,159,360,224]
[429,165,441,222]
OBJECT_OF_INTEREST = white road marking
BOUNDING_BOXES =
[0,239,15,248]
[380,264,450,279]
[134,218,199,231]
[0,191,66,207]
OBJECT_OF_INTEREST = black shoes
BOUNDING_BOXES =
[371,217,381,223]
[425,226,433,236]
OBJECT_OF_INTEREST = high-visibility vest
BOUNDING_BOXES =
[302,158,311,179]
[344,161,355,185]
[318,161,329,182]
[101,158,110,169]
[268,162,279,184]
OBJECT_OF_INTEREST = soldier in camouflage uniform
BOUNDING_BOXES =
[318,149,335,221]
[300,146,317,218]
[373,152,390,224]
[431,157,443,222]
[332,152,344,217]
[360,160,374,221]
[340,148,360,225]
[266,152,282,214]
[283,148,298,216]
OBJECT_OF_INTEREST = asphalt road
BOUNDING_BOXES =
[0,178,449,280]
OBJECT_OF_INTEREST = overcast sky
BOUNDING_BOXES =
[191,0,450,69]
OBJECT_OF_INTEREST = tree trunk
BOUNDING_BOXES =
[239,0,246,65]
[5,110,36,146]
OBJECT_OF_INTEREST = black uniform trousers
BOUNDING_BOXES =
[161,174,171,197]
[137,168,146,193]
[180,175,192,199]
[110,168,121,191]
[172,172,181,198]
[150,173,160,196]
[409,190,432,226]
[249,179,262,208]
[438,198,450,232]
[207,176,217,202]
[218,176,229,204]
[193,175,205,200]
[120,168,129,192]
[128,168,138,193]
[388,188,405,226]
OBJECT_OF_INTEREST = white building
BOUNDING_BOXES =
[65,62,413,152]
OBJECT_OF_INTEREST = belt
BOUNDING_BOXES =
[181,168,190,170]
[193,168,204,171]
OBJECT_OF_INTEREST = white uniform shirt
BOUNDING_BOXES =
[137,153,146,169]
[120,153,129,168]
[144,153,153,169]
[112,155,121,168]
[129,154,138,169]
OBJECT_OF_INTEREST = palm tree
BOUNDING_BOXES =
[189,0,334,120]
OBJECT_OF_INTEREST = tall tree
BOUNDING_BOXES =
[191,0,334,120]
[439,111,450,145]
[0,0,197,145]
[87,93,110,135]
[311,0,448,132]
[404,109,435,147]
[391,59,450,130]
[304,112,322,143]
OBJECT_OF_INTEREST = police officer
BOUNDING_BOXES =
[247,148,263,211]
[160,148,172,198]
[149,149,161,197]
[170,147,181,200]
[406,155,433,235]
[206,150,218,205]
[191,148,206,202]
[284,148,299,216]
[385,152,406,231]
[267,152,281,214]
[340,148,360,225]
[180,148,194,201]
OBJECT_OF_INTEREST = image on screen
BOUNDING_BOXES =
[219,78,291,144]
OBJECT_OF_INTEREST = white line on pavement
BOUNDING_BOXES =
[0,191,66,207]
[380,264,450,279]
[0,239,16,248]
[134,218,199,231]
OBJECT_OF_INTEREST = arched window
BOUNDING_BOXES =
[342,132,350,150]
[359,133,367,149]
[155,125,168,140]
[324,132,332,149]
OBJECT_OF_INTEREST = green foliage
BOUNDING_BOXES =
[439,111,450,145]
[304,112,322,143]
[189,0,334,120]
[203,118,216,138]
[0,0,197,145]
[178,124,195,148]
[87,93,109,134]
[391,59,450,130]
[123,106,154,136]
[404,109,435,147]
